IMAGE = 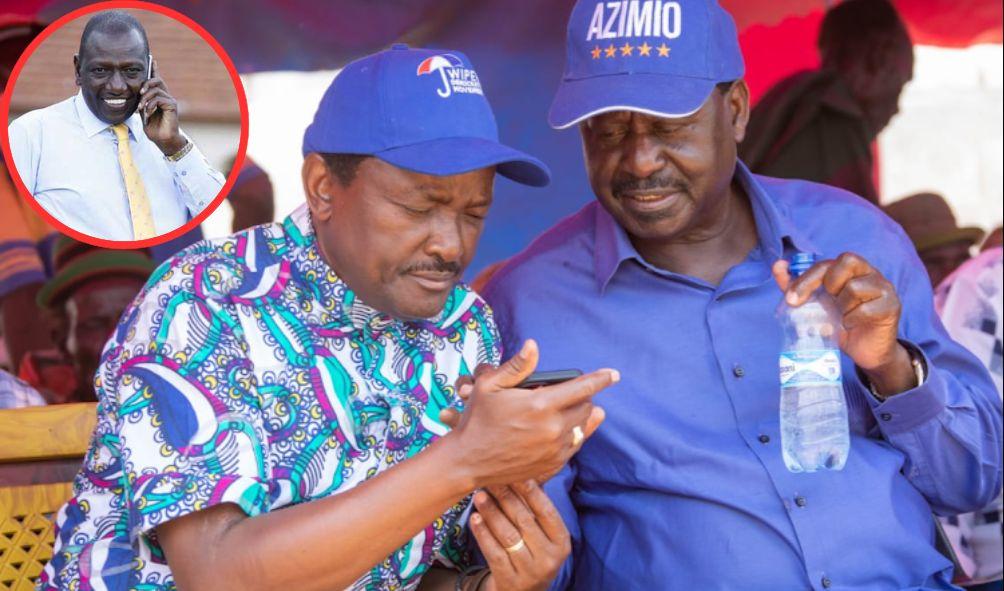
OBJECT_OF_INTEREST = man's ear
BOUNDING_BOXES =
[728,79,751,144]
[73,54,82,86]
[302,153,338,222]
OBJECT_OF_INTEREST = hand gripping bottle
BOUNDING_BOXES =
[778,253,850,472]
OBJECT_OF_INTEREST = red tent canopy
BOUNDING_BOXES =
[726,0,1003,103]
[4,0,1001,88]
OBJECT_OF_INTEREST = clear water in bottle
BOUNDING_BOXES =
[778,253,850,472]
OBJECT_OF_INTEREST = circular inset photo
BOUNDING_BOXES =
[1,1,248,247]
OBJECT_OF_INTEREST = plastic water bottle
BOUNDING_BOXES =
[778,252,850,472]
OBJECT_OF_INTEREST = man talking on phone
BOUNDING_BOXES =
[8,10,225,241]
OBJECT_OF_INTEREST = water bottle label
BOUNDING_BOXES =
[779,349,843,387]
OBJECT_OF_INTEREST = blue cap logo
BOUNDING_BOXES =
[585,1,682,42]
[302,45,550,187]
[416,54,484,98]
[549,0,744,129]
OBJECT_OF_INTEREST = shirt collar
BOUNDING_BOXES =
[74,91,144,139]
[592,160,821,292]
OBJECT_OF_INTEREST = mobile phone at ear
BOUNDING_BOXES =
[518,369,583,389]
[142,54,153,124]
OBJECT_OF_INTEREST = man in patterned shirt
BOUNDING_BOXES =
[42,46,617,591]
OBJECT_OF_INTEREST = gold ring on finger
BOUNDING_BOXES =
[503,538,526,554]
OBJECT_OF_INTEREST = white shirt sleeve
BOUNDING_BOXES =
[7,118,40,193]
[167,138,226,217]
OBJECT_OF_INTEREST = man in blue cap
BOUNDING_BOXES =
[482,1,1002,589]
[42,45,618,591]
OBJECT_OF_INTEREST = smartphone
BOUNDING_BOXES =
[141,54,153,124]
[518,369,582,389]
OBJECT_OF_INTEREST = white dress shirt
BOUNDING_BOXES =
[7,92,225,240]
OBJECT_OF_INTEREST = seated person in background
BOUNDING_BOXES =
[935,247,1004,591]
[885,192,984,288]
[1,159,57,374]
[983,227,1002,252]
[42,46,616,591]
[29,236,156,403]
[225,156,275,231]
[7,10,224,240]
[0,368,45,409]
[1,19,57,374]
[739,0,913,204]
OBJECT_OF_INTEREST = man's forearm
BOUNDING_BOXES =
[163,433,478,591]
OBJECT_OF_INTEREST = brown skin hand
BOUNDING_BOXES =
[580,81,757,285]
[304,154,493,320]
[157,339,615,591]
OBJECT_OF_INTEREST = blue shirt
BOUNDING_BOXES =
[482,163,1003,591]
[8,93,225,240]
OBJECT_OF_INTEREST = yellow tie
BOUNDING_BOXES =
[111,124,156,239]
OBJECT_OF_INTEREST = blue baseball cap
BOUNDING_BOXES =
[303,44,550,187]
[549,0,744,129]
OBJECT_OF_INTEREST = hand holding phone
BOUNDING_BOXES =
[138,57,185,155]
[517,369,583,389]
[443,340,617,488]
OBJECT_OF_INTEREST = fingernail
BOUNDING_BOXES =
[524,479,536,489]
[609,369,620,383]
[518,341,531,360]
[471,513,482,525]
[786,292,798,305]
[474,491,486,505]
[459,384,473,396]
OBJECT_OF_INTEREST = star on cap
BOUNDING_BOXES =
[591,46,602,60]
[620,42,633,57]
[638,42,652,57]
[657,43,671,57]
[604,44,616,58]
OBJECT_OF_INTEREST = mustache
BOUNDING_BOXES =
[611,174,689,198]
[404,258,462,276]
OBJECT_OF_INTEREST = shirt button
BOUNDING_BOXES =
[880,412,892,421]
[795,495,807,507]
[758,434,770,444]
[732,364,745,377]
[821,576,832,588]
[181,171,188,176]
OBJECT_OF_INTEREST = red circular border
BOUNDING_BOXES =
[0,0,249,250]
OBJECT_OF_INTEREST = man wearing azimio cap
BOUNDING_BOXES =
[481,1,1002,589]
[43,45,619,591]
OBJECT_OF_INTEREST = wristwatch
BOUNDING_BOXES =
[868,344,927,401]
[166,140,193,162]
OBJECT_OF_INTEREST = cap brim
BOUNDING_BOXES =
[375,137,551,187]
[548,73,717,129]
[915,228,985,253]
[37,252,155,308]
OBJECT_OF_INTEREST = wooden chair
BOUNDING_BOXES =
[0,403,97,591]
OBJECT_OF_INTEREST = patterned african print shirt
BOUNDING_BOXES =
[40,204,500,591]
